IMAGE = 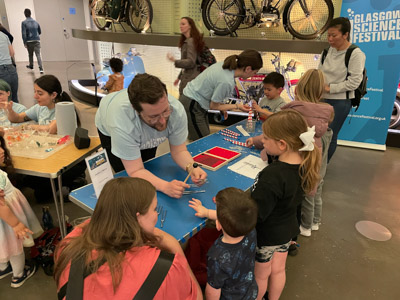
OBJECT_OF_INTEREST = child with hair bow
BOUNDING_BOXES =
[247,69,334,239]
[250,110,321,300]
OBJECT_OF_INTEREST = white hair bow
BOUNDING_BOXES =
[299,126,315,152]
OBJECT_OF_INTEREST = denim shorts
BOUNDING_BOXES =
[256,241,291,263]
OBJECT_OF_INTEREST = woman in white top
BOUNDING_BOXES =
[318,17,366,161]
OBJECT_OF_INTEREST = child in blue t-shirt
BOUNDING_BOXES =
[189,187,258,300]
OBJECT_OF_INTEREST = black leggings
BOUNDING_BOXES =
[97,129,157,173]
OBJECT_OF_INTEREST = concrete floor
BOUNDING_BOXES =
[0,62,399,299]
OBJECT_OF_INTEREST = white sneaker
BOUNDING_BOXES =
[311,223,320,231]
[300,225,311,237]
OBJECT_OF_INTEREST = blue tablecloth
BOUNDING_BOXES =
[70,120,263,242]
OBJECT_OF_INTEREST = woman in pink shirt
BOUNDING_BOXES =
[54,177,201,300]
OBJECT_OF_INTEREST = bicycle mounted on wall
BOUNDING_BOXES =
[90,0,153,33]
[201,0,334,39]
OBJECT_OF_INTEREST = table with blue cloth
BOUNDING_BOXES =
[69,120,263,243]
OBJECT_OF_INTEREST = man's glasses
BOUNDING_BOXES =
[142,106,173,125]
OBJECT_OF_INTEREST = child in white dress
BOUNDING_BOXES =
[0,135,43,288]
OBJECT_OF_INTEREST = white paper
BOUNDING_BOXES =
[228,154,267,179]
[85,149,114,198]
[236,125,250,136]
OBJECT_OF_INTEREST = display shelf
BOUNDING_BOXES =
[72,29,328,54]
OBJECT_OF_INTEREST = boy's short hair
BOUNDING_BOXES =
[109,57,124,73]
[24,9,31,18]
[216,187,258,237]
[263,72,285,89]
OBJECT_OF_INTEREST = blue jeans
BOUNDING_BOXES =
[0,64,19,103]
[324,99,352,162]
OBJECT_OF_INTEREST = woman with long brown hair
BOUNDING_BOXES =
[167,17,205,95]
[54,177,201,299]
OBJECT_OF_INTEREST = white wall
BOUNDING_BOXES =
[4,0,92,62]
[4,0,33,62]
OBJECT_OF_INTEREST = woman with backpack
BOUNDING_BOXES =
[318,17,366,162]
[180,49,263,141]
[167,17,204,95]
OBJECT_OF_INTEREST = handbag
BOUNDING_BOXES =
[57,250,174,300]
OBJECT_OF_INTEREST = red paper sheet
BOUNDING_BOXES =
[193,153,226,168]
[206,147,240,159]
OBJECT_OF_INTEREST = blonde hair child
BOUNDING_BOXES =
[251,110,320,300]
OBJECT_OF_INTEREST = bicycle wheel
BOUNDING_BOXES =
[389,98,400,129]
[128,0,153,33]
[286,0,334,40]
[202,0,245,36]
[91,0,110,30]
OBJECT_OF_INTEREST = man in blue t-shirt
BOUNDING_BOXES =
[95,73,207,198]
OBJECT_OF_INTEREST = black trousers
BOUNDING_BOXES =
[97,129,157,173]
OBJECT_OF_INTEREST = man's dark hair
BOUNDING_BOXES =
[127,73,167,112]
[328,17,351,41]
[263,72,285,89]
[109,57,123,73]
[216,187,258,238]
[24,9,31,18]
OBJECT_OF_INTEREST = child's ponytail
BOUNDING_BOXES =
[300,145,321,195]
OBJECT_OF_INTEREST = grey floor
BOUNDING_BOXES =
[1,62,399,300]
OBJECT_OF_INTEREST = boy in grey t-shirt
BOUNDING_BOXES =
[253,72,286,121]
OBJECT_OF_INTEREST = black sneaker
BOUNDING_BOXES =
[288,243,299,256]
[26,65,33,70]
[39,68,44,74]
[10,264,36,288]
[0,263,12,279]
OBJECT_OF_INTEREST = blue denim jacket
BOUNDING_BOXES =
[21,17,41,44]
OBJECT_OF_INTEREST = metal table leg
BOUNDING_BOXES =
[58,175,67,237]
[49,178,64,237]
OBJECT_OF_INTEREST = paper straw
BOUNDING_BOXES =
[219,131,238,139]
[224,138,247,147]
[222,129,240,136]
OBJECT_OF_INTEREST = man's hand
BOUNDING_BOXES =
[163,180,190,198]
[173,78,180,86]
[190,166,207,186]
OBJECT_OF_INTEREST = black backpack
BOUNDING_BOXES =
[198,46,217,72]
[321,44,367,112]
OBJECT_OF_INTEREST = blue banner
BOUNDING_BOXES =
[339,0,400,149]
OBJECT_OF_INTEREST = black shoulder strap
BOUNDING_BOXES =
[133,251,175,299]
[345,44,358,99]
[58,251,174,300]
[65,255,85,300]
[321,47,329,65]
[345,44,358,68]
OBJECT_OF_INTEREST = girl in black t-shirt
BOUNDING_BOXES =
[251,110,320,300]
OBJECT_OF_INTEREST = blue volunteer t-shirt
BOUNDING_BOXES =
[183,62,235,110]
[25,104,55,125]
[95,89,188,161]
[0,102,27,127]
[207,229,258,300]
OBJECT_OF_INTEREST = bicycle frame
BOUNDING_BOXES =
[201,0,294,29]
